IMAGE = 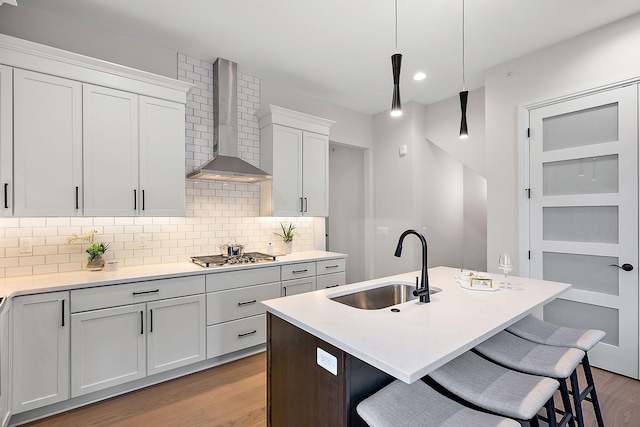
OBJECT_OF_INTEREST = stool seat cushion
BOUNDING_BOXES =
[357,379,519,427]
[475,330,585,378]
[429,351,559,420]
[506,315,605,351]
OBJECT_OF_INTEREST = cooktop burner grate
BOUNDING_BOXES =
[191,252,277,268]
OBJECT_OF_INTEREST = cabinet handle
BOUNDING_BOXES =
[238,300,257,306]
[238,330,257,338]
[325,284,340,288]
[325,265,339,269]
[304,197,308,213]
[140,311,144,335]
[299,197,303,213]
[134,189,137,210]
[150,309,153,333]
[61,300,65,327]
[75,187,79,209]
[133,289,160,296]
[3,183,7,208]
[283,287,287,296]
[292,269,308,274]
[142,190,145,211]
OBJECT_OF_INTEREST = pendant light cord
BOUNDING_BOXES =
[462,0,466,90]
[395,0,398,52]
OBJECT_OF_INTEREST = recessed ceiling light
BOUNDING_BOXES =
[413,72,427,81]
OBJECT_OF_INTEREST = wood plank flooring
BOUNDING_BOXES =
[23,352,640,426]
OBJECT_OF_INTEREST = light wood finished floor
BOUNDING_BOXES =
[24,352,640,426]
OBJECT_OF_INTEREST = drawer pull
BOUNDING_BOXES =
[133,289,160,296]
[238,300,257,306]
[325,265,340,269]
[325,284,340,289]
[238,330,257,338]
[292,269,308,274]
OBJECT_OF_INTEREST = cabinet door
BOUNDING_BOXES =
[0,65,11,216]
[147,294,206,375]
[282,277,317,297]
[139,96,185,216]
[272,124,303,216]
[302,131,329,216]
[13,69,82,216]
[12,292,69,413]
[83,85,139,216]
[71,303,146,397]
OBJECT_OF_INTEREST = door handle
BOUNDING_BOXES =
[610,263,633,272]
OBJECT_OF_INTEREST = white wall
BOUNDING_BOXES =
[485,12,640,274]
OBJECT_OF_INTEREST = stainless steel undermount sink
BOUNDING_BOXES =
[329,282,442,310]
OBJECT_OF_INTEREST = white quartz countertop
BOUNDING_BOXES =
[262,266,571,384]
[0,250,346,301]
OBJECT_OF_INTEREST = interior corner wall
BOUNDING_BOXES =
[485,11,640,275]
[0,4,177,78]
[463,167,487,271]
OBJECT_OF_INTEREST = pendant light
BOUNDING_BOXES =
[390,0,402,117]
[459,0,469,139]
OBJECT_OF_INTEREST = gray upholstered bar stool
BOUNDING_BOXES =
[356,378,520,427]
[474,330,585,427]
[427,351,562,427]
[506,315,605,427]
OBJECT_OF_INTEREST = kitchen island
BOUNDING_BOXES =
[262,266,571,426]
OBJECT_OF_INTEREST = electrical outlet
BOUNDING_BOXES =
[19,237,32,254]
[138,233,148,248]
[317,347,337,375]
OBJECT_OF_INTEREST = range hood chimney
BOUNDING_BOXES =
[187,58,271,182]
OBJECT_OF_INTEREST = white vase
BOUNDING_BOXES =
[283,241,292,254]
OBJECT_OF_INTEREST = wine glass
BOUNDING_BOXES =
[498,253,513,288]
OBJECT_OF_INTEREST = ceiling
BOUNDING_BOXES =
[18,0,640,115]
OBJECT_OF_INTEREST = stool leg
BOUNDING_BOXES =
[582,355,605,427]
[570,370,585,427]
[559,379,576,427]
[546,397,558,427]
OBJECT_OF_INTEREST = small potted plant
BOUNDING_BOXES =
[274,222,297,254]
[67,230,110,271]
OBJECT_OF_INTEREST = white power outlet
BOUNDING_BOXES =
[138,233,148,248]
[317,347,337,375]
[19,237,32,254]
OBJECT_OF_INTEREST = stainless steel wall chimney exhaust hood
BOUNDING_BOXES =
[187,58,271,183]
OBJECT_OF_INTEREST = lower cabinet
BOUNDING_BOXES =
[12,292,70,414]
[282,276,317,296]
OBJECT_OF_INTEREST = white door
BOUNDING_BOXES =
[302,131,329,216]
[0,65,12,216]
[528,84,639,378]
[13,69,83,216]
[272,124,304,216]
[83,84,139,216]
[12,292,70,413]
[146,294,206,375]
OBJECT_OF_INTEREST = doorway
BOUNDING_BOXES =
[526,84,639,378]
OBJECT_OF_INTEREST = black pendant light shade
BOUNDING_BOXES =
[459,90,468,139]
[391,53,402,117]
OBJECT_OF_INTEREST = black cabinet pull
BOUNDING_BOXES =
[134,189,137,210]
[325,284,340,289]
[61,300,65,327]
[150,309,153,333]
[292,269,308,274]
[142,190,145,211]
[238,330,257,338]
[325,265,339,269]
[299,197,303,213]
[140,311,144,335]
[133,289,160,296]
[3,183,7,209]
[304,197,308,212]
[237,300,257,306]
[75,187,79,209]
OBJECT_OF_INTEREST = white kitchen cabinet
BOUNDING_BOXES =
[0,65,11,216]
[13,69,82,216]
[281,258,346,296]
[258,105,333,217]
[282,276,317,297]
[12,291,70,413]
[139,96,186,216]
[83,84,139,216]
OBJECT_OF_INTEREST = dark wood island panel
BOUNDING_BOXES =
[267,313,394,426]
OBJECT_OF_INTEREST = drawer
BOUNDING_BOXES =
[206,265,280,292]
[207,281,281,325]
[281,261,316,281]
[206,314,266,359]
[282,277,316,297]
[317,258,346,275]
[70,275,205,313]
[316,272,346,289]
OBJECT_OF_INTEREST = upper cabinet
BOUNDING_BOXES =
[0,34,192,217]
[257,105,334,217]
[0,65,12,217]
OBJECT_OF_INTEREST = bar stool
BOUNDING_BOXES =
[506,315,605,427]
[474,330,585,427]
[356,378,520,427]
[427,351,563,427]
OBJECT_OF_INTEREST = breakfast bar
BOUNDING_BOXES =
[262,266,572,426]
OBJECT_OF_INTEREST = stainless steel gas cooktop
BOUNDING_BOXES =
[191,252,277,268]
